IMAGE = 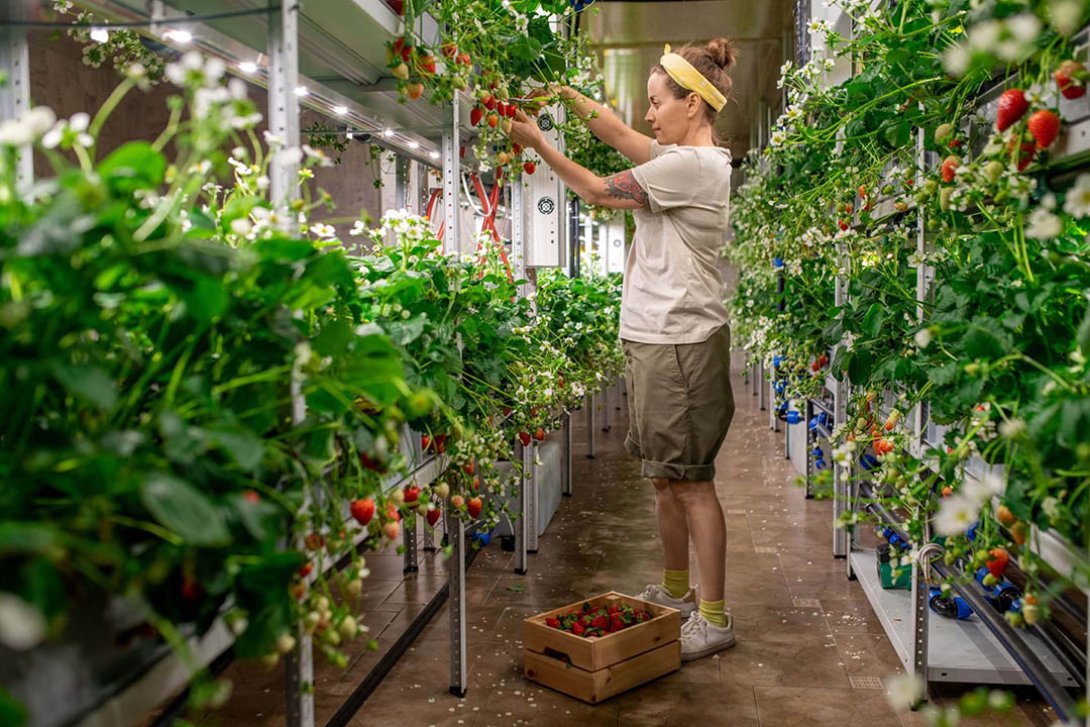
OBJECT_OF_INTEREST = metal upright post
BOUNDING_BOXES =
[804,399,814,498]
[403,512,418,573]
[758,364,766,411]
[395,153,410,210]
[447,506,468,697]
[268,3,311,724]
[442,93,462,256]
[561,412,573,497]
[909,517,931,704]
[586,393,595,458]
[601,385,611,432]
[513,443,529,574]
[526,441,539,552]
[0,5,32,193]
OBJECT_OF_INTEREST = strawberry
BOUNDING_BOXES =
[1055,60,1087,99]
[496,102,508,118]
[298,562,313,578]
[467,496,483,519]
[591,614,608,629]
[534,428,545,441]
[811,360,820,373]
[487,113,499,128]
[934,122,953,145]
[1008,137,1036,170]
[471,476,480,491]
[359,452,385,472]
[350,497,376,526]
[571,621,586,636]
[986,547,1009,578]
[391,37,412,63]
[1010,521,1028,546]
[426,507,442,527]
[941,155,959,183]
[304,533,324,551]
[546,617,561,629]
[470,107,483,126]
[383,521,400,540]
[518,431,532,447]
[818,354,829,367]
[941,485,954,497]
[1027,109,1060,149]
[523,161,536,175]
[505,103,517,119]
[418,55,436,75]
[450,494,465,510]
[434,481,450,499]
[837,219,849,231]
[464,461,475,476]
[403,484,420,505]
[421,434,432,451]
[406,83,425,101]
[457,52,472,66]
[242,489,261,503]
[391,63,409,81]
[481,93,496,110]
[996,505,1017,527]
[996,89,1029,131]
[512,143,522,154]
[500,119,513,135]
[441,42,458,59]
[181,577,202,602]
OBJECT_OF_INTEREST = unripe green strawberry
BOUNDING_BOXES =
[939,187,955,211]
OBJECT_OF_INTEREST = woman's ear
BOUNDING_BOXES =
[688,92,701,118]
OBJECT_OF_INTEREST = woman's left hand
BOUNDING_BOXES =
[507,108,546,151]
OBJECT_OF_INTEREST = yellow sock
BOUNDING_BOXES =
[663,569,689,599]
[699,599,728,628]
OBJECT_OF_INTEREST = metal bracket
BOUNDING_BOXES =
[447,509,468,697]
[561,412,573,497]
[0,5,33,192]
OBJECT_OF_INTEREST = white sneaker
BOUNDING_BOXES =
[680,611,736,661]
[637,583,696,618]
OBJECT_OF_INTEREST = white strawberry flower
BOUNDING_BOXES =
[0,593,47,650]
[1026,207,1062,240]
[934,494,980,536]
[1063,173,1090,217]
[310,223,336,239]
[0,106,56,147]
[914,327,933,349]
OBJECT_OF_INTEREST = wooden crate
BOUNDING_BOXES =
[523,591,681,704]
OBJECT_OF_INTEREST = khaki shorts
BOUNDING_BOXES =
[622,324,735,481]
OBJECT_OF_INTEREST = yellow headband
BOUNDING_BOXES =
[660,44,726,113]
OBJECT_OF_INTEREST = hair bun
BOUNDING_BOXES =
[705,37,737,70]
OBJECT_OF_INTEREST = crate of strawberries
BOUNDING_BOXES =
[523,591,681,704]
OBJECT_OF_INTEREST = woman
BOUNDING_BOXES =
[507,38,738,661]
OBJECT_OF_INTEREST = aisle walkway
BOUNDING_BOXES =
[204,369,1054,726]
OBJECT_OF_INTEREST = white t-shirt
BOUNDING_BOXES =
[621,140,732,344]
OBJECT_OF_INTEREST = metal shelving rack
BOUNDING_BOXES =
[0,1,603,725]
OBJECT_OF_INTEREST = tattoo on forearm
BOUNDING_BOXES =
[604,171,648,206]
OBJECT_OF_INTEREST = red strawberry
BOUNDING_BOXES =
[391,37,412,63]
[441,43,458,59]
[496,102,508,118]
[996,89,1029,131]
[435,434,447,453]
[403,484,420,505]
[298,562,313,578]
[457,52,471,66]
[470,107,483,126]
[464,461,475,476]
[406,83,425,101]
[1027,109,1060,149]
[941,155,960,183]
[523,161,536,175]
[181,577,202,602]
[1055,60,1087,99]
[481,93,495,110]
[505,104,517,119]
[837,219,848,231]
[534,428,545,441]
[1008,137,1036,170]
[512,143,522,154]
[986,548,1010,578]
[359,452,385,472]
[471,477,480,491]
[418,55,436,75]
[591,615,608,629]
[304,533,324,551]
[572,621,586,636]
[518,431,532,447]
[467,496,483,519]
[386,503,401,522]
[421,434,432,451]
[350,497,376,526]
[426,508,441,526]
[546,617,561,629]
[242,489,261,503]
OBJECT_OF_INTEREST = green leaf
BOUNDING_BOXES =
[963,318,1009,360]
[97,141,167,194]
[209,427,265,471]
[847,349,873,384]
[1077,302,1090,357]
[312,319,354,357]
[51,363,117,411]
[0,689,27,727]
[861,303,886,338]
[141,474,231,547]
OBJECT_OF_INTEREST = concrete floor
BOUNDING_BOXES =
[200,369,1056,727]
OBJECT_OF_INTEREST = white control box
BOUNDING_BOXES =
[521,105,567,268]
